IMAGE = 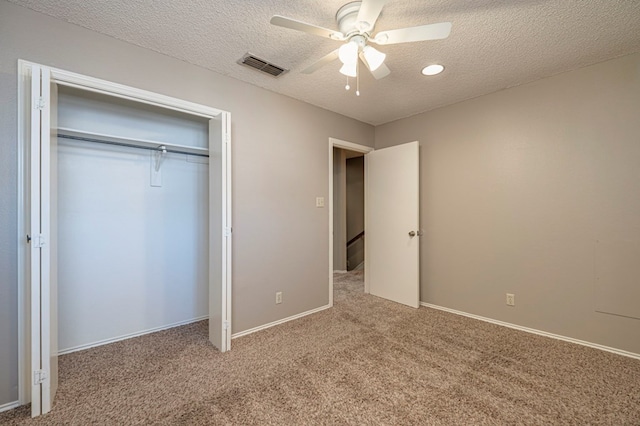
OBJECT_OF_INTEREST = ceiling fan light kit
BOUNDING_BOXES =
[362,45,386,71]
[340,63,357,77]
[338,39,360,65]
[270,0,452,95]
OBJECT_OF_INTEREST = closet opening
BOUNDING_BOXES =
[55,86,212,356]
[19,62,232,417]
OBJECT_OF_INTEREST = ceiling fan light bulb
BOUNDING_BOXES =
[339,63,357,77]
[338,41,359,65]
[363,46,386,71]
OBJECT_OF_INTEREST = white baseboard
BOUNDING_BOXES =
[421,302,640,360]
[0,400,21,413]
[58,315,209,355]
[59,305,333,354]
[232,304,331,339]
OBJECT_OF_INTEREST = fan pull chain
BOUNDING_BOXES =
[356,60,360,96]
[345,75,350,91]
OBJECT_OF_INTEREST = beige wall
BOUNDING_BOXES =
[346,156,365,269]
[333,148,347,271]
[376,52,640,355]
[0,1,374,405]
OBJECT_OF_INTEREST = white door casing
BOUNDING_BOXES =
[366,141,420,308]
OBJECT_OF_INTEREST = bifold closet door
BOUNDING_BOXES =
[208,116,231,352]
[26,62,232,419]
[29,64,58,417]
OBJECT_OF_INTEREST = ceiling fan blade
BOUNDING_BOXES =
[369,62,391,80]
[270,15,345,40]
[373,22,452,45]
[355,0,388,32]
[359,53,391,80]
[302,50,340,74]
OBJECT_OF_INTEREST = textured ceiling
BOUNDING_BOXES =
[9,0,640,125]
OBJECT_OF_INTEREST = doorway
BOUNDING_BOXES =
[55,86,211,355]
[329,138,421,310]
[328,138,373,306]
[334,149,365,272]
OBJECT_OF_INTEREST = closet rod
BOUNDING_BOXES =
[57,133,210,158]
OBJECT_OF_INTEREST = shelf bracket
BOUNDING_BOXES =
[150,146,166,187]
[155,145,167,172]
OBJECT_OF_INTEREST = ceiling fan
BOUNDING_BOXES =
[270,0,451,94]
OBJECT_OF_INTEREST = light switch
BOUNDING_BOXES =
[316,197,325,208]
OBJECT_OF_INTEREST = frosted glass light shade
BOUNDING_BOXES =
[339,63,357,77]
[338,41,359,65]
[363,46,386,71]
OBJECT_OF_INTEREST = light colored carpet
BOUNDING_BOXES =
[2,271,639,425]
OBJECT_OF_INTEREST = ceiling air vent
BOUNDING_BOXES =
[238,53,288,77]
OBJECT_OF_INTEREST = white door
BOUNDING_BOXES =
[208,114,232,352]
[366,141,420,308]
[29,65,58,417]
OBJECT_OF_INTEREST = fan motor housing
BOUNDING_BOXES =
[336,1,368,37]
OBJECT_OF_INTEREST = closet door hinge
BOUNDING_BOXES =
[30,234,45,248]
[33,369,47,385]
[223,321,230,330]
[224,227,232,237]
[34,96,45,110]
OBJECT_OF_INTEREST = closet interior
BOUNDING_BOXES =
[55,86,213,354]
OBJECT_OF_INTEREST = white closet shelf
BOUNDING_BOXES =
[57,127,209,156]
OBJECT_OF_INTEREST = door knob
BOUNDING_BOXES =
[408,231,416,237]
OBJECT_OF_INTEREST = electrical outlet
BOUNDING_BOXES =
[506,293,515,306]
[316,197,325,208]
[276,291,283,304]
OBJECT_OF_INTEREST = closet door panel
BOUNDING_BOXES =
[208,117,224,351]
[44,80,59,412]
[29,64,43,418]
[29,66,58,416]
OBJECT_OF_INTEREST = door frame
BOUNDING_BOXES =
[328,138,373,306]
[17,60,233,409]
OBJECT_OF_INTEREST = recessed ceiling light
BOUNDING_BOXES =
[421,64,444,76]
